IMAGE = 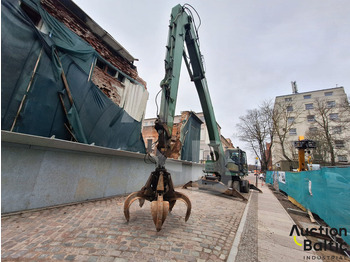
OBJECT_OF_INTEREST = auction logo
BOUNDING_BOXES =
[289,224,348,252]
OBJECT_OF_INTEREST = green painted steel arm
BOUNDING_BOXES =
[156,4,226,174]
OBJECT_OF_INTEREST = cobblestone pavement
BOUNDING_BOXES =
[235,192,258,262]
[2,188,247,262]
[228,174,261,262]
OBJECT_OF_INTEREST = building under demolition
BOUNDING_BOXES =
[2,0,148,153]
[142,111,203,162]
[142,111,234,163]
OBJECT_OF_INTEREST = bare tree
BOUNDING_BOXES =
[236,101,274,171]
[305,129,330,165]
[339,96,350,123]
[260,101,275,170]
[272,100,303,165]
[306,97,350,165]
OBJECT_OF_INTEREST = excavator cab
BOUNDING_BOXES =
[225,148,248,176]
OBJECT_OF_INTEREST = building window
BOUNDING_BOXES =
[309,127,317,133]
[289,128,297,135]
[338,155,348,163]
[307,115,315,122]
[327,101,336,108]
[325,91,333,96]
[107,66,117,77]
[333,126,342,134]
[335,140,345,148]
[303,94,311,99]
[287,106,293,112]
[329,113,339,120]
[95,58,127,84]
[287,117,295,124]
[285,97,292,102]
[117,72,126,83]
[305,103,313,110]
[20,2,42,26]
[96,59,105,69]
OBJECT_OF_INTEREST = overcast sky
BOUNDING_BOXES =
[73,0,350,162]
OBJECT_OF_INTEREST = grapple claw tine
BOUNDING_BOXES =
[169,200,176,212]
[123,191,144,222]
[172,191,192,222]
[151,195,169,231]
[138,198,145,207]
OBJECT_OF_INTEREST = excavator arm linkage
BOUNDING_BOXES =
[124,4,229,231]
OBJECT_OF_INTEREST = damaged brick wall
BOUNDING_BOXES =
[142,122,182,159]
[142,124,158,154]
[167,120,182,160]
[40,0,147,107]
[142,112,193,160]
[90,67,123,105]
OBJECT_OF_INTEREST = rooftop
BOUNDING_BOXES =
[276,86,345,98]
[57,0,137,63]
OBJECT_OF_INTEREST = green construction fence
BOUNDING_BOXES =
[266,167,350,245]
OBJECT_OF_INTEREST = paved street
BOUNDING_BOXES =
[2,188,247,261]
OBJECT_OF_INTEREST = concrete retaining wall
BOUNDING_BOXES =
[1,131,204,213]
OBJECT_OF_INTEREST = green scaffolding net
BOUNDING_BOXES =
[2,0,145,153]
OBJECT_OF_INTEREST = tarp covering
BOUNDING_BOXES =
[180,112,202,163]
[1,0,146,153]
[266,167,350,245]
[119,81,149,122]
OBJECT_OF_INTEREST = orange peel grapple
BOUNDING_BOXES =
[124,167,191,231]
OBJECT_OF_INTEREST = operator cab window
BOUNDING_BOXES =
[229,152,240,164]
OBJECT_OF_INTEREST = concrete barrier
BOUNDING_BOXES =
[1,131,204,213]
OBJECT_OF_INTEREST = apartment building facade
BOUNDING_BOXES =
[272,86,349,169]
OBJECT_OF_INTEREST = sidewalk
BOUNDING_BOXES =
[229,180,317,262]
[257,184,316,261]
